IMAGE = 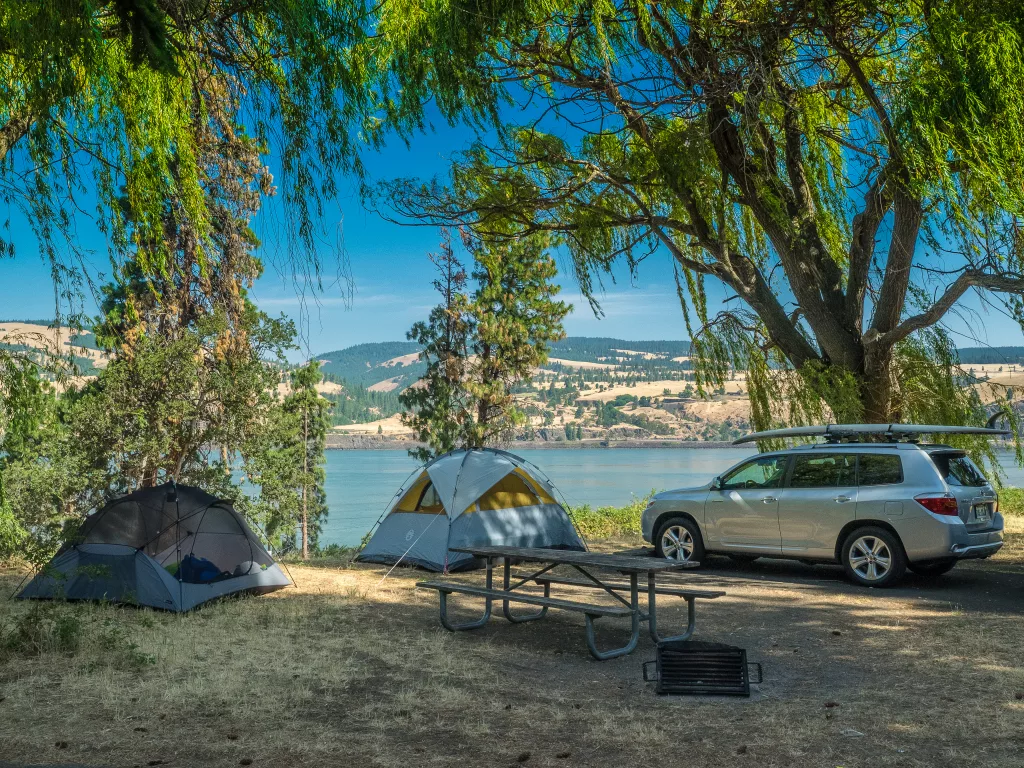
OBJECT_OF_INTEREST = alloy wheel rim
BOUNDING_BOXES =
[662,525,694,561]
[849,535,892,581]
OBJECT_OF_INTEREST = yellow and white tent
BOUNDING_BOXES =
[357,448,585,571]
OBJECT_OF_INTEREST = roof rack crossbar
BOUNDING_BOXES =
[733,424,1010,446]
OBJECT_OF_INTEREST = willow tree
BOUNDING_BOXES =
[0,0,373,307]
[370,0,1024,432]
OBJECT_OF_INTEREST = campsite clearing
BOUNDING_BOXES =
[2,519,1024,767]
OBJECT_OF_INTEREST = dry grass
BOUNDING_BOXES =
[2,523,1024,768]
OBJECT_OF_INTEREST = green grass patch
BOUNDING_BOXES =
[999,487,1024,516]
[567,492,655,540]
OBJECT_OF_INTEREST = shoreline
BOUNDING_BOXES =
[325,434,744,451]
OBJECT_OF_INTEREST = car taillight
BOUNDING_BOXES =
[915,494,960,516]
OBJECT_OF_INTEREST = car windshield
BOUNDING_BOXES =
[930,452,988,487]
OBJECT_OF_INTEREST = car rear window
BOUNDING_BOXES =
[857,454,903,486]
[930,452,987,487]
[789,454,855,487]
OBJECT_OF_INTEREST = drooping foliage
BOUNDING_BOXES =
[0,68,298,561]
[364,0,1024,467]
[0,0,374,310]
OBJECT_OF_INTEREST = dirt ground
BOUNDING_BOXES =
[2,520,1023,768]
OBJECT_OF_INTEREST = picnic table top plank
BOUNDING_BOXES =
[449,546,698,573]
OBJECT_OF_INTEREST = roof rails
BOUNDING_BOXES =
[732,424,1010,446]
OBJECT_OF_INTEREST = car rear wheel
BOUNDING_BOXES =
[909,559,957,577]
[655,517,705,565]
[840,527,906,588]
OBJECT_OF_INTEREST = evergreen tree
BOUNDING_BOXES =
[399,230,472,462]
[463,236,570,447]
[248,362,331,558]
[402,232,570,457]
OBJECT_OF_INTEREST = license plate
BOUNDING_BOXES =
[973,504,990,523]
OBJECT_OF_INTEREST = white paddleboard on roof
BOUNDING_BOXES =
[733,423,1011,445]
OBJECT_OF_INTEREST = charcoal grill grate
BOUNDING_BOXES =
[643,640,761,696]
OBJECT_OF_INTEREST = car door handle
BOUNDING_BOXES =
[834,496,852,503]
[761,497,777,503]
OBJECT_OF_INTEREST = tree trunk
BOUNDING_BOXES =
[301,408,309,560]
[862,345,895,424]
[0,113,32,163]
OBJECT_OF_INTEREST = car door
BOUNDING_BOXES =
[705,455,788,554]
[854,452,906,521]
[778,453,857,558]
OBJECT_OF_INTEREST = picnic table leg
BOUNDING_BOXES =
[437,557,493,632]
[584,572,640,661]
[502,557,549,623]
[646,571,695,643]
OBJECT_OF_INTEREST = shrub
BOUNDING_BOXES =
[568,492,656,540]
[1,602,82,660]
[999,487,1024,516]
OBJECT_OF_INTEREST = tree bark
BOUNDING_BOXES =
[0,112,32,162]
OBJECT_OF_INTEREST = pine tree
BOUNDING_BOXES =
[402,232,569,457]
[249,361,331,557]
[399,230,472,462]
[462,235,569,447]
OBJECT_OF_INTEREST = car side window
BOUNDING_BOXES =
[720,456,787,490]
[789,454,855,488]
[857,454,904,485]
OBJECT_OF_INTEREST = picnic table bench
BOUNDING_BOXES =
[417,546,726,660]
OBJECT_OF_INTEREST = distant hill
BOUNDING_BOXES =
[957,347,1024,365]
[0,321,107,376]
[549,337,691,363]
[312,337,696,389]
[316,341,424,388]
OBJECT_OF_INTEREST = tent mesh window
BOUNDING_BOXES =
[475,473,542,511]
[75,489,274,585]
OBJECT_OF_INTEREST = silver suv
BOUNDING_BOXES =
[641,442,1004,587]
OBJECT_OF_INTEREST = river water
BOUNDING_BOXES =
[319,447,1024,547]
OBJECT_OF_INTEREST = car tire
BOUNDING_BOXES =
[727,553,759,564]
[655,517,706,565]
[840,526,907,588]
[909,559,958,577]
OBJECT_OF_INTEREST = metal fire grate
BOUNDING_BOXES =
[643,640,762,696]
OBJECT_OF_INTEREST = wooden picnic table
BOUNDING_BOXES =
[417,546,726,660]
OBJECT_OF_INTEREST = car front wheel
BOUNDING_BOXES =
[840,526,906,587]
[655,517,706,565]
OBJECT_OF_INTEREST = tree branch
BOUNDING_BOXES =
[870,270,1024,348]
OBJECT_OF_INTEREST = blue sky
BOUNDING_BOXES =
[1,117,1022,358]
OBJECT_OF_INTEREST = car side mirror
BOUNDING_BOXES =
[710,476,722,490]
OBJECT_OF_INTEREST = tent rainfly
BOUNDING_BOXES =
[18,482,290,612]
[357,448,585,571]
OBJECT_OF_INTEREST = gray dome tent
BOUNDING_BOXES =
[19,482,290,612]
[357,448,585,571]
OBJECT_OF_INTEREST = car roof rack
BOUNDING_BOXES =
[732,424,1010,446]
